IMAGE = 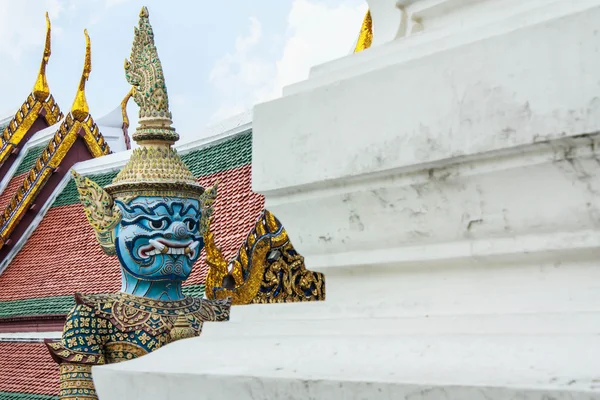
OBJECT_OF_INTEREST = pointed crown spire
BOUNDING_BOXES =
[124,6,177,143]
[33,12,52,101]
[104,6,203,200]
[71,29,91,122]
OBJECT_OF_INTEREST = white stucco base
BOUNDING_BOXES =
[93,1,600,399]
[94,255,600,399]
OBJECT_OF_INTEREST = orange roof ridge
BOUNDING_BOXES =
[0,12,63,170]
[0,29,111,252]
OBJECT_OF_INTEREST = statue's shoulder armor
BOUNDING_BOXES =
[46,295,114,366]
[74,292,227,337]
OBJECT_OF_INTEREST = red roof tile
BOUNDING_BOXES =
[190,164,265,285]
[0,341,59,396]
[0,164,264,301]
[0,173,27,211]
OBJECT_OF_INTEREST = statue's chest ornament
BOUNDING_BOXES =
[78,292,229,340]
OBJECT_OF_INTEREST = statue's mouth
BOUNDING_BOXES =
[138,239,199,260]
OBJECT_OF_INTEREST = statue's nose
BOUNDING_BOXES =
[171,221,188,239]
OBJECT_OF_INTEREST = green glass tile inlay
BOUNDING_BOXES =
[50,131,252,208]
[182,284,205,298]
[0,296,74,318]
[0,121,10,133]
[14,145,46,175]
[0,392,58,400]
[181,131,252,177]
[51,171,118,208]
[0,285,205,319]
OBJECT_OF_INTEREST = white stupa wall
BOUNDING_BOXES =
[93,1,600,399]
[95,105,130,153]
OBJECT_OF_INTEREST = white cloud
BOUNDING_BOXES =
[209,0,367,122]
[0,0,65,62]
[209,17,276,122]
[271,0,367,97]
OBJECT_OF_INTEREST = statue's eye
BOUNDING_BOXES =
[186,220,197,231]
[150,220,167,230]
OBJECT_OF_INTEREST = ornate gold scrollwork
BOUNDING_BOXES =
[205,210,325,305]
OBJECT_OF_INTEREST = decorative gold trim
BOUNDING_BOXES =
[58,363,98,400]
[199,182,217,237]
[354,9,373,53]
[206,210,326,304]
[105,341,148,364]
[41,94,62,125]
[105,145,203,198]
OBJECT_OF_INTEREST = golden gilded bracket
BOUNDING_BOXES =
[205,210,326,305]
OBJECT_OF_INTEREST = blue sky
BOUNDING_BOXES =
[0,0,366,143]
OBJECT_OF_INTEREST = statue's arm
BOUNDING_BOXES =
[46,302,107,400]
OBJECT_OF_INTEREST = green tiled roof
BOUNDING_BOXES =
[182,284,206,298]
[0,121,10,133]
[0,296,74,318]
[0,285,205,319]
[181,131,252,177]
[14,145,46,176]
[0,392,58,400]
[51,131,252,208]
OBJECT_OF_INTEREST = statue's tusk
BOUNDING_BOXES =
[149,239,165,251]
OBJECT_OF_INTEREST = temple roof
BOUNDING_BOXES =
[0,29,130,266]
[0,113,262,321]
[0,113,261,400]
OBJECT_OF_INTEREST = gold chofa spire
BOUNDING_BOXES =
[104,6,203,200]
[33,12,52,101]
[354,10,373,53]
[120,87,134,129]
[71,29,92,122]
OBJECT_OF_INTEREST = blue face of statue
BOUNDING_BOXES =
[114,197,203,282]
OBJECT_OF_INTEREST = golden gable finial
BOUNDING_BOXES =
[71,29,92,122]
[33,12,51,101]
[120,87,134,129]
[353,9,372,53]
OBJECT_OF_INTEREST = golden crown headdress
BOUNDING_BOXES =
[104,6,204,200]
